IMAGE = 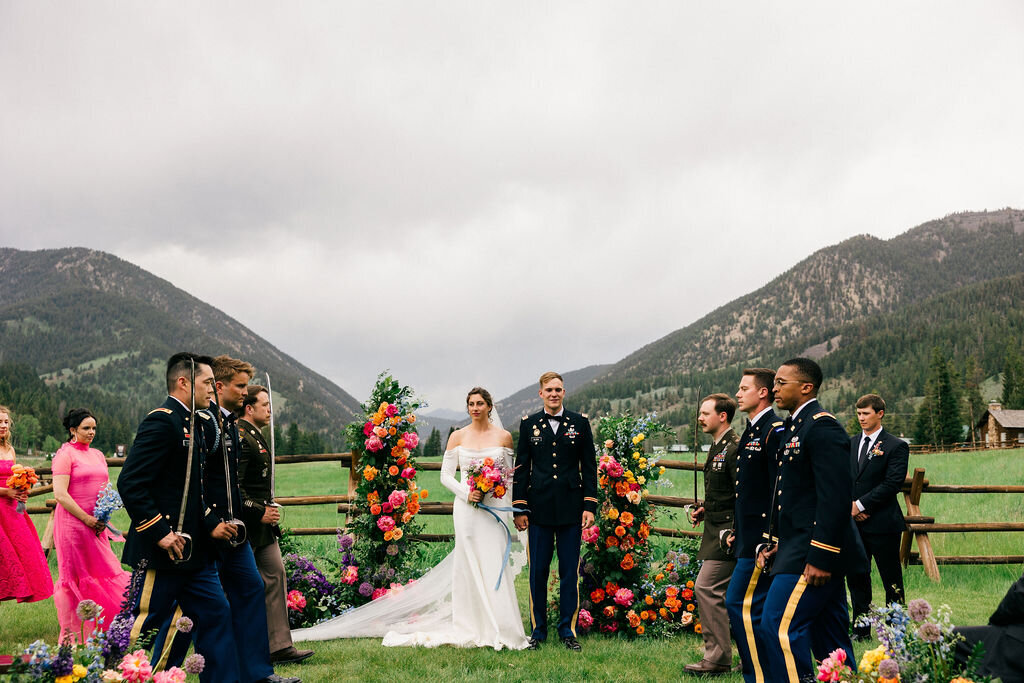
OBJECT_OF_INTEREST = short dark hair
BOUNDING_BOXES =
[856,394,886,413]
[780,357,823,391]
[166,352,215,393]
[62,408,96,441]
[742,367,776,393]
[702,393,737,423]
[243,385,268,410]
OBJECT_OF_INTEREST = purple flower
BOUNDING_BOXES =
[358,582,374,597]
[387,568,396,578]
[183,653,206,674]
[52,645,74,677]
[908,598,932,622]
[917,622,942,643]
[76,599,102,621]
[878,659,899,678]
[386,544,399,556]
[175,616,194,633]
[338,533,355,551]
[667,571,679,583]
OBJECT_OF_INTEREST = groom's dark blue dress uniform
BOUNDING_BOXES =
[513,408,598,642]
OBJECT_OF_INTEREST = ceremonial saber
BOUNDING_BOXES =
[211,379,247,547]
[173,359,196,564]
[266,372,279,506]
[693,384,702,508]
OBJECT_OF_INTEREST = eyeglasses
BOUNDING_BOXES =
[773,379,806,387]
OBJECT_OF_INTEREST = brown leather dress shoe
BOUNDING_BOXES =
[683,660,731,676]
[270,646,315,664]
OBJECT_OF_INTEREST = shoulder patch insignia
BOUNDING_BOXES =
[147,407,173,415]
[771,421,784,427]
[812,411,835,420]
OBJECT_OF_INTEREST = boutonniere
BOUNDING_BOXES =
[870,442,884,458]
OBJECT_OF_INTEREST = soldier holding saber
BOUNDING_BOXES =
[239,382,314,665]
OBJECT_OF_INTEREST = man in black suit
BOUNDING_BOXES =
[512,371,598,652]
[758,358,867,681]
[846,393,909,639]
[955,570,1024,682]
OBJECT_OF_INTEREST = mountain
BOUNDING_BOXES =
[0,247,361,451]
[558,209,1024,433]
[496,363,613,421]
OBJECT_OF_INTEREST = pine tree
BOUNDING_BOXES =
[1001,346,1024,409]
[963,356,985,443]
[914,348,963,447]
[423,427,442,458]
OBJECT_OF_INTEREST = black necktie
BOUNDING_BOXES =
[858,436,871,471]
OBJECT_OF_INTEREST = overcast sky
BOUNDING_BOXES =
[2,2,1022,411]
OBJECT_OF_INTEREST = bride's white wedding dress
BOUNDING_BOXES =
[291,445,530,650]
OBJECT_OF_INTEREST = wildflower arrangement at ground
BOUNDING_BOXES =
[283,553,347,628]
[341,372,426,605]
[578,413,678,637]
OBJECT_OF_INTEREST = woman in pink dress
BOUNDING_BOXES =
[0,405,54,604]
[52,408,130,641]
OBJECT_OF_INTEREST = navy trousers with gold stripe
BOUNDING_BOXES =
[527,522,581,641]
[130,562,238,683]
[759,573,855,682]
[725,558,773,683]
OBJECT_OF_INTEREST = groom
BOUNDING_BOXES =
[513,372,598,651]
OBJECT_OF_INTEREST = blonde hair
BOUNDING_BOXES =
[0,405,12,450]
[212,355,255,384]
[538,371,563,388]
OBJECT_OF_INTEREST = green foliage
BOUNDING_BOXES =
[914,349,963,446]
[1001,345,1024,409]
[422,427,442,458]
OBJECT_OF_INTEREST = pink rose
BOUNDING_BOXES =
[385,404,399,417]
[613,587,634,606]
[382,502,394,514]
[362,421,374,436]
[340,565,359,585]
[388,490,407,508]
[377,515,396,532]
[153,668,187,683]
[581,525,599,544]
[401,467,416,479]
[365,435,384,452]
[372,587,388,600]
[578,609,593,628]
[402,432,419,449]
[118,651,153,683]
[286,590,306,610]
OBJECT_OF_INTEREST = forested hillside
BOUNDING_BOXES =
[0,248,361,452]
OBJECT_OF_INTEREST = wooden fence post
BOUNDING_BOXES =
[901,467,940,582]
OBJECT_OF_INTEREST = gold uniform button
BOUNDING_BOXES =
[553,464,558,469]
[553,475,558,480]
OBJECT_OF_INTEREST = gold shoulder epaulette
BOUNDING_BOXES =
[771,421,784,427]
[812,411,835,420]
[148,407,173,415]
[198,412,211,420]
[582,413,589,419]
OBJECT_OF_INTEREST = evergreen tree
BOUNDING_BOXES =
[914,348,963,447]
[423,427,441,458]
[963,356,985,442]
[1001,346,1024,409]
[286,422,301,456]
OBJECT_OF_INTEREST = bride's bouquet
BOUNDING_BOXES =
[464,456,514,506]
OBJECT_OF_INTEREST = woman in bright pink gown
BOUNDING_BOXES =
[52,408,130,641]
[0,405,54,604]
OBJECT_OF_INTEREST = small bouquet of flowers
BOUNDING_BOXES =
[463,456,514,506]
[94,483,124,536]
[6,463,39,513]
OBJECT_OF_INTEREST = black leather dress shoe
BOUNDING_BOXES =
[527,637,541,650]
[561,636,582,651]
[270,646,315,664]
[257,675,301,683]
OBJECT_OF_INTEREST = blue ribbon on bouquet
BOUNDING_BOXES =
[476,503,528,590]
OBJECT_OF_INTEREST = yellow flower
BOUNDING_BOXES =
[606,508,620,520]
[638,458,648,469]
[659,466,666,475]
[638,476,646,485]
[56,677,72,683]
[72,665,88,681]
[632,452,640,460]
[632,433,645,444]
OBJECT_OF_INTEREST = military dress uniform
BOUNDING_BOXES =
[690,428,740,672]
[757,399,867,682]
[157,406,274,681]
[117,397,239,683]
[512,409,598,642]
[725,409,785,683]
[237,417,293,655]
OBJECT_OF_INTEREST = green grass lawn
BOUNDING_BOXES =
[2,448,1022,681]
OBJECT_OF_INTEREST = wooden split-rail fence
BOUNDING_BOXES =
[25,454,1024,581]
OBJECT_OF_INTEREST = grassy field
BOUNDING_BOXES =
[2,448,1021,681]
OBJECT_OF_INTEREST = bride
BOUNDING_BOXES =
[292,387,530,650]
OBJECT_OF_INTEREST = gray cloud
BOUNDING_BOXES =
[2,1,1022,409]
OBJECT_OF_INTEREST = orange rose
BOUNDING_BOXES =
[686,603,695,612]
[419,489,429,499]
[392,528,404,540]
[407,501,420,515]
[636,625,645,635]
[397,438,406,448]
[605,536,619,548]
[655,573,664,582]
[591,589,606,602]
[615,481,629,497]
[614,526,626,537]
[370,504,382,515]
[483,457,494,467]
[494,485,506,498]
[619,511,634,526]
[659,608,669,618]
[389,465,399,476]
[363,466,377,481]
[686,580,694,589]
[383,530,393,541]
[694,623,702,634]
[620,553,635,570]
[638,523,650,539]
[406,415,417,423]
[401,512,413,523]
[665,586,679,597]
[627,611,640,628]
[372,414,384,426]
[388,427,398,436]
[367,491,380,504]
[644,595,654,605]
